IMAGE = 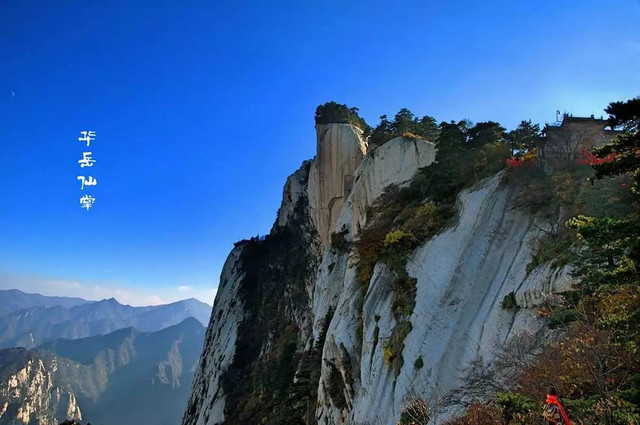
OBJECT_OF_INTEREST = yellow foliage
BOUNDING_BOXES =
[384,230,415,247]
[402,132,422,140]
[383,345,394,365]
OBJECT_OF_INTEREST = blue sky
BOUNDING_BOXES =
[1,1,639,305]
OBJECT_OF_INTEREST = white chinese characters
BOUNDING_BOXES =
[79,194,96,211]
[78,130,96,147]
[77,175,97,190]
[78,152,96,168]
[77,131,98,210]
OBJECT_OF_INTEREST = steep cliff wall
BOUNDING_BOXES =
[0,348,81,425]
[184,160,322,425]
[183,127,570,425]
[313,172,572,425]
[182,247,245,425]
[308,123,367,248]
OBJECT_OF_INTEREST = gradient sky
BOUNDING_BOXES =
[1,1,639,306]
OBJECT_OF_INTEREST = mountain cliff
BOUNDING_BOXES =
[0,348,81,425]
[182,110,585,425]
[0,318,205,425]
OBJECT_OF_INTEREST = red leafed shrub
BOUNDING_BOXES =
[576,147,616,165]
[506,158,524,167]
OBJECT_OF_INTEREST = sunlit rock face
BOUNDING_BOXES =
[313,172,572,425]
[336,136,436,238]
[183,125,571,425]
[0,348,81,425]
[308,123,368,248]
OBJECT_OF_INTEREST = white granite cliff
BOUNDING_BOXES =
[183,125,571,425]
[308,123,368,249]
[0,350,82,425]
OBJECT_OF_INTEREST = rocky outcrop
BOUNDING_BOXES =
[0,318,205,425]
[0,348,81,425]
[308,123,367,247]
[183,120,572,425]
[182,247,245,425]
[336,136,436,238]
[313,172,573,425]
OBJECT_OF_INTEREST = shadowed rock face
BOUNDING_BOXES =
[183,127,570,425]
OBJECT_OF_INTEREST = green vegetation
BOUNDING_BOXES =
[500,292,518,310]
[355,117,513,379]
[323,343,355,411]
[219,162,320,425]
[526,233,573,274]
[330,228,350,252]
[495,392,538,423]
[369,108,439,147]
[414,356,424,370]
[325,361,347,409]
[451,97,640,425]
[315,101,369,132]
[505,120,543,156]
[383,320,413,378]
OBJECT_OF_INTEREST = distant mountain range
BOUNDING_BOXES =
[0,289,212,349]
[0,289,89,317]
[0,318,206,425]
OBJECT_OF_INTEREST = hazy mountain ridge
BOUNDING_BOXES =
[0,290,89,318]
[0,290,212,349]
[0,318,206,425]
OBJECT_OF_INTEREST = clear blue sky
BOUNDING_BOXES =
[1,1,638,305]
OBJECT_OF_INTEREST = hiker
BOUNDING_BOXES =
[543,386,571,425]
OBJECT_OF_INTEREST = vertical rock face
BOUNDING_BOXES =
[183,159,322,425]
[0,348,81,425]
[308,123,368,247]
[313,172,573,425]
[183,122,572,425]
[182,247,245,425]
[335,137,436,238]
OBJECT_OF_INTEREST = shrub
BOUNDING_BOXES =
[330,229,350,252]
[391,274,417,317]
[547,309,580,328]
[444,403,503,425]
[526,233,573,274]
[402,132,423,140]
[384,229,417,248]
[383,346,393,365]
[383,320,413,378]
[496,392,537,423]
[325,362,347,409]
[414,356,424,370]
[398,397,431,425]
[501,292,519,310]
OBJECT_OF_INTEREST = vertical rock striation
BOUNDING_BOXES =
[183,121,572,425]
[0,348,81,425]
[308,123,368,248]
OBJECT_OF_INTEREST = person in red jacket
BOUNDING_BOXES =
[543,386,571,425]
